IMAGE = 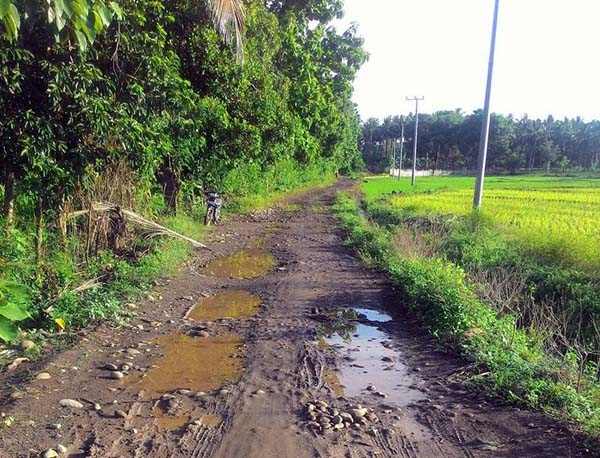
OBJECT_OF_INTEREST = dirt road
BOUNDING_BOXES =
[0,183,587,457]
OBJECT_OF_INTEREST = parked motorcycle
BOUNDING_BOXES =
[204,192,223,225]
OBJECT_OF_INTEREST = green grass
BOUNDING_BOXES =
[363,175,600,201]
[364,175,600,273]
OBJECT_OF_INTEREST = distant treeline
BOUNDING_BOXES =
[361,110,600,174]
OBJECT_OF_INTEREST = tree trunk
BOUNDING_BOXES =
[35,196,44,264]
[158,167,180,215]
[2,168,15,224]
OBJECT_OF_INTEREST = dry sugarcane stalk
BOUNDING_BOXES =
[67,202,208,249]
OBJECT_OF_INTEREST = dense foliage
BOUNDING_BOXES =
[0,0,367,341]
[362,111,600,173]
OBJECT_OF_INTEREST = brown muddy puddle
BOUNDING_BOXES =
[190,291,261,321]
[321,308,425,407]
[152,406,222,431]
[205,249,275,278]
[126,334,243,399]
[152,406,190,431]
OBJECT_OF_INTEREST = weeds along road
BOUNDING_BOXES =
[0,181,587,458]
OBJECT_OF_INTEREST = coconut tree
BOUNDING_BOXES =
[0,0,244,58]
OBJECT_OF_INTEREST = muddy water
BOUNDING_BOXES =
[190,291,261,321]
[323,368,345,397]
[126,334,243,398]
[322,308,425,407]
[199,414,222,427]
[205,249,275,278]
[152,406,190,431]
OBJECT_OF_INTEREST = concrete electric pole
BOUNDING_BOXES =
[473,0,500,209]
[398,122,405,180]
[406,96,424,186]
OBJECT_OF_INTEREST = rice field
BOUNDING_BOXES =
[364,176,600,271]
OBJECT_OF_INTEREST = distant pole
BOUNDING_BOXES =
[406,96,424,186]
[392,138,396,176]
[398,122,405,180]
[473,0,500,209]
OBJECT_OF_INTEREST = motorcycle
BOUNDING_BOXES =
[204,192,223,226]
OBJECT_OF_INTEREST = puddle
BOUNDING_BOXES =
[323,368,345,397]
[321,308,425,407]
[199,414,222,427]
[190,291,261,321]
[205,249,275,278]
[127,334,243,398]
[355,308,392,322]
[152,406,190,431]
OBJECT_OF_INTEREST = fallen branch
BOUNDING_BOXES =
[67,202,208,249]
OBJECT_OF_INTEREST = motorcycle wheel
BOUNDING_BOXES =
[205,207,214,226]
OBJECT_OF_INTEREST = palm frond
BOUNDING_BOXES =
[206,0,245,63]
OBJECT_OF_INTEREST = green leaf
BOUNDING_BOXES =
[109,1,122,20]
[74,28,87,51]
[1,281,29,302]
[92,10,102,33]
[55,7,66,31]
[7,3,19,28]
[0,317,17,343]
[47,5,55,23]
[62,0,74,17]
[0,303,29,321]
[0,0,10,18]
[2,8,16,38]
[53,0,64,18]
[97,4,112,26]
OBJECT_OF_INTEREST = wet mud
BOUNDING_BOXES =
[205,249,275,278]
[189,291,261,321]
[126,334,244,398]
[0,181,588,458]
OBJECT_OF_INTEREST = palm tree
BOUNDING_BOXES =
[206,0,245,62]
[2,0,245,61]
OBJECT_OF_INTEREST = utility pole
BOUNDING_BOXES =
[398,122,405,180]
[391,138,396,177]
[406,96,424,186]
[473,0,500,209]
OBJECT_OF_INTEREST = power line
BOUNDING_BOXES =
[406,96,424,186]
[473,0,500,209]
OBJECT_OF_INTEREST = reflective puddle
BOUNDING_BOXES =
[127,334,244,398]
[205,249,275,278]
[190,291,261,321]
[321,308,425,406]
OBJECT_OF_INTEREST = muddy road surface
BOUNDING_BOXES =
[0,183,587,457]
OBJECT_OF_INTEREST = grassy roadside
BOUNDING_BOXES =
[0,177,331,367]
[333,191,600,441]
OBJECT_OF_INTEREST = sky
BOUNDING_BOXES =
[334,0,600,121]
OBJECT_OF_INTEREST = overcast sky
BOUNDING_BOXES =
[335,0,600,121]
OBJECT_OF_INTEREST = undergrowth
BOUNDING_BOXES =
[0,162,333,345]
[334,192,600,438]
